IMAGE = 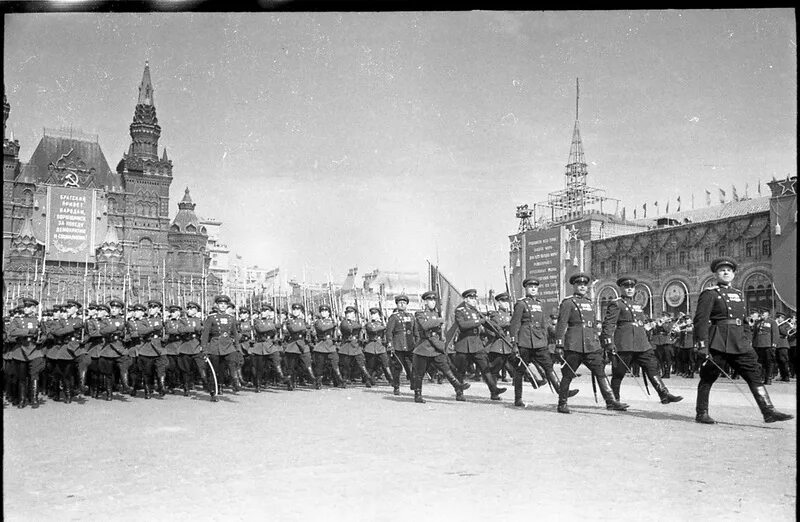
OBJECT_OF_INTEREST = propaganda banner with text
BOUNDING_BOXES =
[45,186,100,263]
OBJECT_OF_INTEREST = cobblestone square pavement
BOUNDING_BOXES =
[3,375,795,521]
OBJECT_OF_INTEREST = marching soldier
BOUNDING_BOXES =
[235,307,251,389]
[251,303,288,389]
[364,307,393,385]
[75,303,97,396]
[386,294,415,395]
[201,295,241,400]
[693,257,792,424]
[8,298,43,408]
[177,301,208,397]
[312,304,345,389]
[126,303,146,397]
[554,273,629,414]
[48,299,84,404]
[510,278,578,407]
[752,309,778,385]
[339,306,373,387]
[485,292,522,402]
[601,276,683,405]
[453,289,505,400]
[98,299,132,399]
[137,300,167,398]
[775,312,792,382]
[164,305,184,393]
[83,303,104,397]
[282,303,316,391]
[411,291,470,403]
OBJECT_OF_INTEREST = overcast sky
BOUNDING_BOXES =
[3,10,796,290]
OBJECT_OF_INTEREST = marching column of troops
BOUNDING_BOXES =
[2,256,794,424]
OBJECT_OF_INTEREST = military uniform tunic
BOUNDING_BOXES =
[252,318,280,355]
[338,319,364,356]
[201,313,240,356]
[178,317,203,355]
[601,297,652,353]
[364,321,387,354]
[312,319,338,354]
[555,294,601,354]
[693,284,753,354]
[509,297,549,349]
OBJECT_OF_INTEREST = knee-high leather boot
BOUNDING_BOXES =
[17,378,29,409]
[557,374,572,414]
[359,363,374,388]
[483,370,506,400]
[104,376,113,401]
[547,369,579,398]
[597,376,628,410]
[609,377,622,401]
[443,367,468,401]
[695,381,715,424]
[513,370,525,407]
[750,383,793,423]
[158,375,167,397]
[649,373,683,404]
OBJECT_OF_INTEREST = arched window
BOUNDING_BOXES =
[21,189,34,206]
[745,242,753,257]
[630,258,638,271]
[761,240,771,256]
[643,256,650,269]
[138,237,154,268]
[170,224,180,232]
[186,224,197,234]
[611,260,617,273]
[634,283,653,318]
[718,245,726,257]
[597,286,619,318]
[136,201,144,216]
[703,248,711,263]
[744,272,773,313]
[107,197,116,213]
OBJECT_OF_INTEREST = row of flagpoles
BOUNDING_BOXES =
[622,180,769,221]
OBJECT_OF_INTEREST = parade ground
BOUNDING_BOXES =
[3,375,796,521]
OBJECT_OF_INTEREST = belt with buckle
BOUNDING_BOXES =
[221,332,229,337]
[715,319,742,326]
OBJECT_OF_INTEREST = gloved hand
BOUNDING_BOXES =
[606,344,617,357]
[694,341,708,358]
[478,316,487,325]
[555,347,565,358]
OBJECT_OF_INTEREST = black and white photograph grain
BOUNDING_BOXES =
[2,7,796,521]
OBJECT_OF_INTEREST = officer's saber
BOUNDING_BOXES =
[204,356,219,397]
[700,356,759,411]
[515,355,539,390]
[612,352,652,400]
[390,351,407,377]
[529,359,555,394]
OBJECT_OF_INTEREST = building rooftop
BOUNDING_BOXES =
[632,197,770,227]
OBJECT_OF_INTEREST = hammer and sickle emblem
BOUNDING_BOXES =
[63,172,80,187]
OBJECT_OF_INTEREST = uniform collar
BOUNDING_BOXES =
[717,282,730,287]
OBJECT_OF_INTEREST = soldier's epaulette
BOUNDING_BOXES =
[705,286,719,291]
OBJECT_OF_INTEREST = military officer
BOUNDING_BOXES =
[602,276,683,405]
[126,303,147,397]
[282,303,316,391]
[453,289,505,400]
[674,314,696,378]
[775,312,792,382]
[252,303,289,389]
[8,297,43,408]
[554,273,629,414]
[48,299,84,404]
[364,307,393,385]
[411,291,470,403]
[234,306,251,389]
[137,300,167,398]
[694,258,792,424]
[201,295,241,400]
[312,304,345,389]
[339,306,374,387]
[386,294,415,395]
[98,299,132,399]
[509,279,576,408]
[752,309,778,385]
[83,303,104,397]
[177,301,208,396]
[76,303,98,396]
[163,304,184,393]
[88,304,109,398]
[485,292,523,402]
